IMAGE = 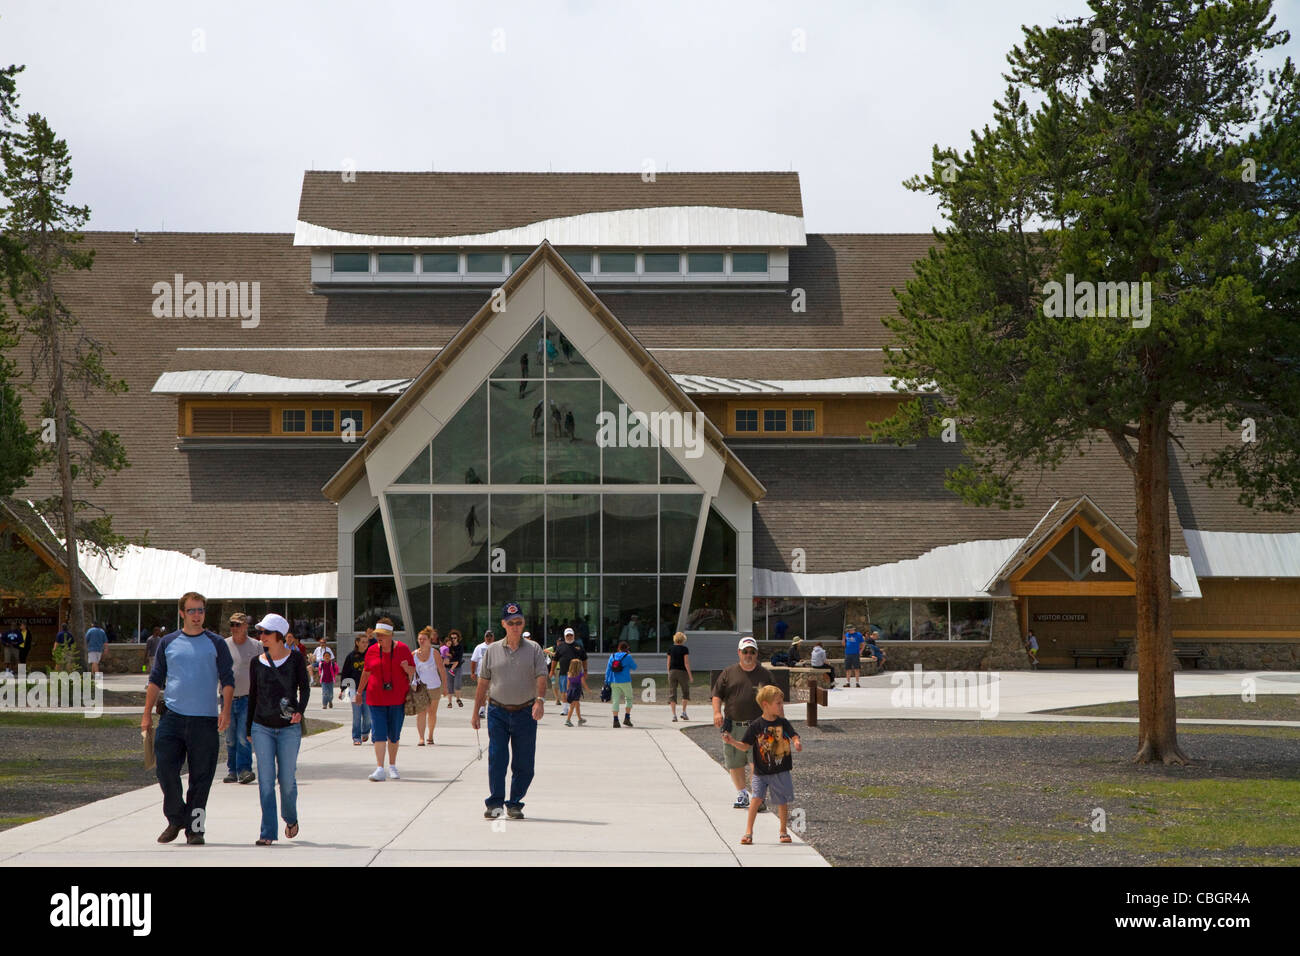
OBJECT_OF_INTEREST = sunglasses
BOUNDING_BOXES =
[740,648,757,655]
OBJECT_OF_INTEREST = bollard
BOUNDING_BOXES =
[805,674,827,727]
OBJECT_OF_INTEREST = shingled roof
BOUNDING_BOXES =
[296,171,805,239]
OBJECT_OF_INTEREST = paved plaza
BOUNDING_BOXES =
[1,670,1297,867]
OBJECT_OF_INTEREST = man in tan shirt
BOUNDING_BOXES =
[471,601,548,820]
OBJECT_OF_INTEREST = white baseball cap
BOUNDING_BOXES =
[738,636,758,651]
[564,627,575,636]
[255,613,290,636]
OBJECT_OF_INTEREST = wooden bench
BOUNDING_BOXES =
[1175,646,1215,670]
[1070,647,1126,668]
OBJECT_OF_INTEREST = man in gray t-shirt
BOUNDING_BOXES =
[222,613,261,784]
[472,602,548,820]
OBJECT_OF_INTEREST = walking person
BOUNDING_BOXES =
[666,631,692,722]
[355,619,416,781]
[471,602,548,820]
[145,626,164,677]
[222,613,261,785]
[605,640,638,727]
[141,591,235,845]
[563,658,587,726]
[552,627,587,719]
[413,626,448,745]
[710,636,775,810]
[312,636,333,692]
[340,634,371,745]
[722,685,802,845]
[319,651,338,708]
[1026,629,1040,670]
[470,628,495,719]
[444,630,465,708]
[85,622,108,674]
[246,615,309,845]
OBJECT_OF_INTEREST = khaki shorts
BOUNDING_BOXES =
[722,719,753,770]
[668,670,690,703]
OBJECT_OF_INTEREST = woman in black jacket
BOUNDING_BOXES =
[246,614,310,846]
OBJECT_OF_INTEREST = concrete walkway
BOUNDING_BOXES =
[3,670,1297,866]
[0,702,827,867]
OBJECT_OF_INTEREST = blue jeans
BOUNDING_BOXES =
[225,695,253,775]
[351,690,371,742]
[251,722,301,841]
[321,682,333,705]
[486,704,538,810]
[155,711,219,834]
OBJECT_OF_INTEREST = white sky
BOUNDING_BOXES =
[2,0,1296,235]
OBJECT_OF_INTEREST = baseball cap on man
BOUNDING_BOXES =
[564,627,575,637]
[500,602,524,621]
[255,613,290,635]
[738,636,758,651]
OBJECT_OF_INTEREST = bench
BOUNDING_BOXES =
[1116,640,1218,670]
[1070,647,1126,668]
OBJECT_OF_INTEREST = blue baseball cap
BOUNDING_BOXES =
[500,602,524,622]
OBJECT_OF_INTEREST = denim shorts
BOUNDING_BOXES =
[751,770,794,807]
[369,703,406,743]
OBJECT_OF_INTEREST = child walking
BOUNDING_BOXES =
[319,654,338,708]
[564,658,588,726]
[722,685,802,845]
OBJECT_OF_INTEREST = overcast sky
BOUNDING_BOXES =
[3,0,1296,235]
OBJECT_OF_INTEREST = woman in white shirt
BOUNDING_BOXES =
[413,626,449,745]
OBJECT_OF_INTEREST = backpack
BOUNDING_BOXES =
[610,652,627,672]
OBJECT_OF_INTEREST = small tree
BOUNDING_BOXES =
[1,89,130,669]
[873,0,1300,763]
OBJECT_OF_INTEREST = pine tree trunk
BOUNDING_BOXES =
[1133,406,1187,764]
[46,273,85,673]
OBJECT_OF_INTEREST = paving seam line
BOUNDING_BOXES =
[644,728,742,867]
[370,748,483,862]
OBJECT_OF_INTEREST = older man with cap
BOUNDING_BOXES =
[710,636,774,810]
[222,612,261,784]
[471,602,549,820]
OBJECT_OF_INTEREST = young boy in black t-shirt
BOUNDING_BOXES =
[722,684,801,845]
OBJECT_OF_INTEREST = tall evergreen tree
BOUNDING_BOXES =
[873,0,1300,763]
[1,94,130,669]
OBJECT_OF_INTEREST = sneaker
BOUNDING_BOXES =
[387,766,400,780]
[506,806,524,820]
[368,767,386,782]
[484,806,503,819]
[222,772,237,784]
[577,717,587,725]
[622,714,632,727]
[238,770,255,785]
[613,717,621,728]
[733,790,750,809]
[672,716,678,722]
[565,719,573,727]
[681,712,689,721]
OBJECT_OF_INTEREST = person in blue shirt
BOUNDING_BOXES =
[85,623,108,674]
[605,640,638,728]
[141,591,235,846]
[842,625,866,688]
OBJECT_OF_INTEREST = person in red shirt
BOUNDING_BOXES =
[355,618,416,782]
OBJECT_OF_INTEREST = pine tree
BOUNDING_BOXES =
[873,0,1300,763]
[1,94,130,670]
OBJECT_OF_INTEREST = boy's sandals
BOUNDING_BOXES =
[285,822,299,839]
[779,833,793,844]
[740,834,753,845]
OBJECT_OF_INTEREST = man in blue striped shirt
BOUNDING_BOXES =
[142,591,235,846]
